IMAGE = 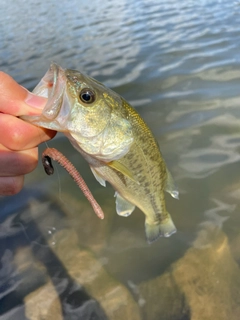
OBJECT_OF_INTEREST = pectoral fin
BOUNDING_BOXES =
[165,169,179,199]
[107,160,139,185]
[115,192,135,217]
[90,166,106,187]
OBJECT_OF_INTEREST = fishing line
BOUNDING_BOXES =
[12,221,57,248]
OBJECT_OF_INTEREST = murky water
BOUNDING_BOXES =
[1,0,240,319]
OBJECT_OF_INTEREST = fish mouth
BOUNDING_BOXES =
[21,63,67,128]
[33,63,66,120]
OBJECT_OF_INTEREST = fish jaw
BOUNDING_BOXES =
[21,63,71,132]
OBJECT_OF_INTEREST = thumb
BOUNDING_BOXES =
[0,71,46,116]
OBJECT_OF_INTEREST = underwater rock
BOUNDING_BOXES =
[138,223,240,320]
[11,247,62,320]
[0,190,140,319]
[8,195,140,319]
[24,282,62,320]
[49,229,141,320]
[230,233,240,265]
[57,191,114,254]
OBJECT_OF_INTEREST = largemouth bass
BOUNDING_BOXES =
[22,63,178,243]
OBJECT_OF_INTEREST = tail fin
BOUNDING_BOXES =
[145,217,177,244]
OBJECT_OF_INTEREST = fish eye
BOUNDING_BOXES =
[79,88,95,104]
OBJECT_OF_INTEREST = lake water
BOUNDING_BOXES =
[1,0,240,319]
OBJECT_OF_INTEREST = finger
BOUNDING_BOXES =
[0,176,24,195]
[0,114,56,150]
[0,71,46,116]
[0,145,39,176]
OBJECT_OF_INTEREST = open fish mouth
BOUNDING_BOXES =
[32,63,66,120]
[21,63,68,130]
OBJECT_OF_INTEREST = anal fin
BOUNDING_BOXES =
[115,192,135,217]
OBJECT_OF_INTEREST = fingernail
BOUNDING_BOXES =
[25,92,47,109]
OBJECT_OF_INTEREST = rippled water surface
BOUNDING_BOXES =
[1,0,240,319]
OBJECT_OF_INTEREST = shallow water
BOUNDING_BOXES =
[1,0,240,319]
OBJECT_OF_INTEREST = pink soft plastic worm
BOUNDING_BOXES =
[42,147,104,219]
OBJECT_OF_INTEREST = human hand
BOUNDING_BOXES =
[0,71,56,195]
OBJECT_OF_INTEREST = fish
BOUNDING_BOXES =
[21,63,179,243]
